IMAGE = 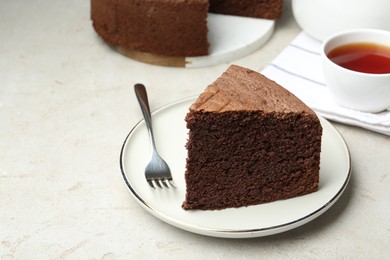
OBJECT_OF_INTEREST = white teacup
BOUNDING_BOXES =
[292,0,390,41]
[321,29,390,113]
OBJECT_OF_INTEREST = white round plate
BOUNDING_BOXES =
[186,13,275,67]
[120,97,351,238]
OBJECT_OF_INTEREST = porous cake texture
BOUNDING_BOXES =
[182,65,322,210]
[91,0,209,57]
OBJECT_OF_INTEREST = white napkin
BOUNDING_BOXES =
[261,32,390,136]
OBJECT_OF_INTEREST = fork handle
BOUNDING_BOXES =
[134,83,157,151]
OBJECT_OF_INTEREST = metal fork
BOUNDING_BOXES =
[134,83,175,189]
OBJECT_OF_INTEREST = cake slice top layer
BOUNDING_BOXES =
[190,65,315,115]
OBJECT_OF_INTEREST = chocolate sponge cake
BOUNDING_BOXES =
[91,0,209,57]
[91,0,282,58]
[209,0,283,19]
[182,65,322,210]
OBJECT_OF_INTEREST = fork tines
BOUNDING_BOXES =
[147,178,176,189]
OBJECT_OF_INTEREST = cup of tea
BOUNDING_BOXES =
[321,29,390,113]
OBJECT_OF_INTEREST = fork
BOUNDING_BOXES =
[134,83,175,189]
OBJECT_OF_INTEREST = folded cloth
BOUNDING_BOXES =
[261,32,390,136]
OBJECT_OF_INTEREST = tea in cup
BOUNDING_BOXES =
[321,29,390,113]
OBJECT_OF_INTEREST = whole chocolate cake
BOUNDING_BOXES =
[90,0,282,57]
[182,65,323,210]
[91,0,209,57]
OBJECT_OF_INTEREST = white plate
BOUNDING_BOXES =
[120,97,351,238]
[186,13,275,67]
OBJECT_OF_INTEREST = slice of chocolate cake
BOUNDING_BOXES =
[182,65,322,210]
